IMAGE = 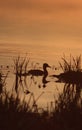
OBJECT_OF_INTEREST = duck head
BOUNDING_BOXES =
[43,63,51,69]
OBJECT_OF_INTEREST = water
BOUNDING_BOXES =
[0,42,82,109]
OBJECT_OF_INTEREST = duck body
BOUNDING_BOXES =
[17,69,44,77]
[26,69,44,76]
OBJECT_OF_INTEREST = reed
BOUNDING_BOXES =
[50,82,82,130]
[13,55,30,76]
[0,90,51,130]
[59,54,82,72]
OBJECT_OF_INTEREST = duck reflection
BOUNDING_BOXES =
[14,71,50,92]
[14,62,51,90]
[42,75,50,88]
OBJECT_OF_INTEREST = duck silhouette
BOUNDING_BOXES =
[18,63,50,77]
[27,63,50,76]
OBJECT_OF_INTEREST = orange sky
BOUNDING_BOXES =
[0,0,82,48]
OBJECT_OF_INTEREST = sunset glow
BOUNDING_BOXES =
[0,0,82,62]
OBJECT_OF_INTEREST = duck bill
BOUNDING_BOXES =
[48,65,51,68]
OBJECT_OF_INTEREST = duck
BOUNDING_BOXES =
[17,63,51,77]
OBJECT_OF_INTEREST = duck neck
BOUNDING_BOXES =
[43,67,48,76]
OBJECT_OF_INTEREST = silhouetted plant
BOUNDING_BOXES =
[13,55,30,93]
[59,54,81,72]
[50,83,82,130]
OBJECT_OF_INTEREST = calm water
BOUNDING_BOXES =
[0,42,82,109]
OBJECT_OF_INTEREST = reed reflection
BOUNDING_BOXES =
[55,76,82,111]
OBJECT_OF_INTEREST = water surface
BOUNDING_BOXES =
[0,42,82,109]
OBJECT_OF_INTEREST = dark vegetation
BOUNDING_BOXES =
[53,55,82,84]
[0,55,82,130]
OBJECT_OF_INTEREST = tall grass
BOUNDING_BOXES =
[13,55,30,92]
[0,81,82,130]
[0,88,50,130]
[59,54,82,72]
[51,82,82,130]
